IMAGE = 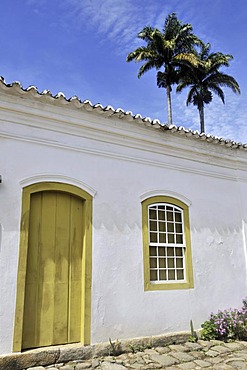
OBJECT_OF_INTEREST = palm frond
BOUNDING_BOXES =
[186,87,198,106]
[138,26,157,42]
[157,69,178,88]
[206,72,241,94]
[138,60,162,78]
[126,47,160,63]
[173,52,201,67]
[176,80,192,93]
[207,84,225,103]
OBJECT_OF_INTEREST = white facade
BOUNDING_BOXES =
[0,79,247,355]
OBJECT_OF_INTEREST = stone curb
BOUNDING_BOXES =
[0,332,191,370]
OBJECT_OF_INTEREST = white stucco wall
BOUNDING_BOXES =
[0,88,247,354]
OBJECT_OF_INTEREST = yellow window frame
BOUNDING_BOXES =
[142,195,194,291]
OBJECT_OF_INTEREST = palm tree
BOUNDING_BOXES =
[126,13,200,125]
[176,42,240,133]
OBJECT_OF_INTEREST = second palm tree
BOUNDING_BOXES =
[176,42,240,133]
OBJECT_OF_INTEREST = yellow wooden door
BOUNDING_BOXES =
[22,190,84,349]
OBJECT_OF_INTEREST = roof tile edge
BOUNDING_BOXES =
[0,76,245,149]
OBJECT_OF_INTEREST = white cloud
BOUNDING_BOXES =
[64,0,137,47]
[205,93,247,143]
[62,0,182,53]
[171,90,247,143]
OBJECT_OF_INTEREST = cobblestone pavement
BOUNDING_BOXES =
[26,340,247,370]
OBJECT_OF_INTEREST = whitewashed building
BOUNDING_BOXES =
[0,77,246,355]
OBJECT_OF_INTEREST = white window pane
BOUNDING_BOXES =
[168,233,175,243]
[150,258,157,268]
[168,270,175,280]
[159,258,166,268]
[158,247,166,256]
[149,220,157,231]
[159,270,166,280]
[150,232,157,243]
[177,269,184,280]
[150,246,157,256]
[148,202,186,284]
[150,270,157,281]
[167,258,175,268]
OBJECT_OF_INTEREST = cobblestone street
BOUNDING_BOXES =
[26,340,247,370]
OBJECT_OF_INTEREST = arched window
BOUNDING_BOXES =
[142,196,194,290]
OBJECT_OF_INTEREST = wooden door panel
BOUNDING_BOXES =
[38,192,56,346]
[53,192,70,345]
[22,192,41,349]
[22,191,84,349]
[68,196,83,342]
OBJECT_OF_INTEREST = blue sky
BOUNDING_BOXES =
[1,0,246,142]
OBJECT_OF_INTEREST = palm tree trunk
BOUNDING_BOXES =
[166,85,173,125]
[198,104,205,133]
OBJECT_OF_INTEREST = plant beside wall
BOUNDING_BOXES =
[201,298,247,341]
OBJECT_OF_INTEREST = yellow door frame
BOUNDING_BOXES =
[13,182,93,352]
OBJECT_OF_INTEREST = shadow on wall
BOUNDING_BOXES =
[93,203,141,231]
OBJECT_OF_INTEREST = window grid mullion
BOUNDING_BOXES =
[148,202,185,283]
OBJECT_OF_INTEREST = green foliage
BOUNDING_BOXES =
[128,341,152,353]
[201,298,247,342]
[176,41,240,133]
[201,320,218,341]
[126,12,200,125]
[128,343,144,353]
[188,336,198,343]
[127,12,240,133]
